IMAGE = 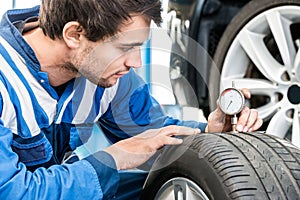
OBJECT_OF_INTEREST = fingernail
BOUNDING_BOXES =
[177,139,183,143]
[243,126,248,132]
[248,128,252,132]
[237,125,243,132]
[194,128,201,134]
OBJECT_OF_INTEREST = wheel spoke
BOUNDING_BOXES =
[266,11,295,74]
[173,180,185,200]
[266,108,292,138]
[172,179,196,200]
[238,29,286,84]
[257,102,280,120]
[294,49,300,82]
[292,108,300,147]
[158,178,210,200]
[221,78,279,97]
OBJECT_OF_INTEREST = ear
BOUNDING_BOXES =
[62,21,86,49]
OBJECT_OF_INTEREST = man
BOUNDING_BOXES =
[0,0,262,199]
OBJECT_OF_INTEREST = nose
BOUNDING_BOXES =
[124,48,142,69]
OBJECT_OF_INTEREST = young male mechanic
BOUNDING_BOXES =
[0,0,263,199]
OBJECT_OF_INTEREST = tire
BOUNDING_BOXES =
[208,0,300,147]
[141,132,300,199]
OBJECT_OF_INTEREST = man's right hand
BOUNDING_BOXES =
[104,125,200,170]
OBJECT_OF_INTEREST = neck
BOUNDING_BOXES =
[23,28,79,86]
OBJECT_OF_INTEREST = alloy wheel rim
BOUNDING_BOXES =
[221,5,300,147]
[154,177,209,200]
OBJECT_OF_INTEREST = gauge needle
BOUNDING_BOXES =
[227,100,232,110]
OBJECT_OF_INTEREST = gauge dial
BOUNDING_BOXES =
[219,88,245,115]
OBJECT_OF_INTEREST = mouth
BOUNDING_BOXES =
[112,70,129,78]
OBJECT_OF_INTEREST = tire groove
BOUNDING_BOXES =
[197,133,270,199]
[218,133,286,199]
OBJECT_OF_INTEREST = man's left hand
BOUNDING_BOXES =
[206,88,263,133]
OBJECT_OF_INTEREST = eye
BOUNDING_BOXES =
[119,46,135,52]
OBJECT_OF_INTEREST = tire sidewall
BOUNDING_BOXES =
[142,146,230,199]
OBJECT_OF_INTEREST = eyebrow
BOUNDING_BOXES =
[118,42,145,47]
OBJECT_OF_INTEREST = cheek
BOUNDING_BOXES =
[103,58,125,73]
[80,53,107,74]
[80,45,126,76]
[91,46,123,67]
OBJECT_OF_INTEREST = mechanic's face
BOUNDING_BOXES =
[75,16,150,87]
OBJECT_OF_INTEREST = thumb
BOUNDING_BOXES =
[213,99,226,120]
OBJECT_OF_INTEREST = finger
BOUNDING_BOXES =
[162,136,183,145]
[236,106,250,132]
[151,134,183,149]
[245,109,258,128]
[161,125,200,136]
[248,118,263,132]
[240,88,251,99]
[213,99,226,119]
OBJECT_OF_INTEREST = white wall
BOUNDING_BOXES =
[0,0,40,17]
[0,1,13,17]
[14,0,40,9]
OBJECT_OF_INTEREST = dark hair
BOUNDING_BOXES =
[39,0,162,42]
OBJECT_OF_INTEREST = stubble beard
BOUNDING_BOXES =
[97,76,117,88]
[60,62,79,75]
[64,53,125,88]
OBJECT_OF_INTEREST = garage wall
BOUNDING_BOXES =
[0,0,40,17]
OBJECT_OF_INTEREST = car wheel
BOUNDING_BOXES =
[208,0,300,147]
[141,132,300,199]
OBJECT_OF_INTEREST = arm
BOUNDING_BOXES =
[0,72,119,199]
[0,122,119,200]
[99,69,206,143]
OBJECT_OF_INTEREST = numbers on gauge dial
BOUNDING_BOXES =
[219,88,245,115]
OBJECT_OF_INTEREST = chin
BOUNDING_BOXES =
[98,78,117,88]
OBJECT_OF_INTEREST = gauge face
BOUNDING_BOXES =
[219,88,245,115]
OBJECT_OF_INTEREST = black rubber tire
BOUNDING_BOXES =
[208,0,300,111]
[141,132,300,199]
